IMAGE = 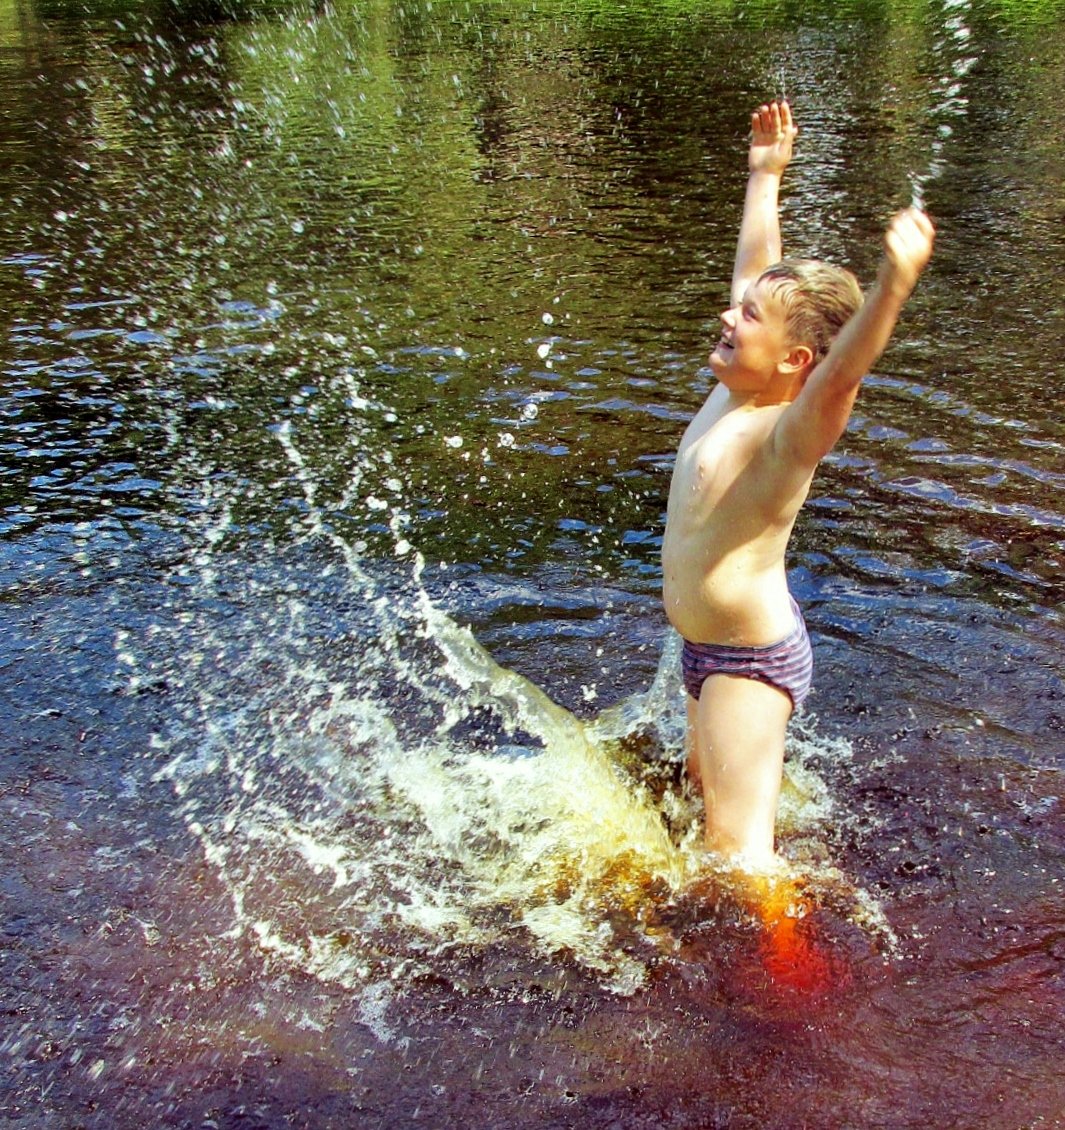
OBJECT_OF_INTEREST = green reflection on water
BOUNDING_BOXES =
[1,0,1064,604]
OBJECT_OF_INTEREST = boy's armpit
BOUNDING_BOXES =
[771,384,861,474]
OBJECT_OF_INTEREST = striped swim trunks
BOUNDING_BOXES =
[680,597,813,709]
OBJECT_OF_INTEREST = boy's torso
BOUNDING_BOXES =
[662,387,813,646]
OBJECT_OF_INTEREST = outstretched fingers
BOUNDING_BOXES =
[748,99,797,174]
[751,100,794,142]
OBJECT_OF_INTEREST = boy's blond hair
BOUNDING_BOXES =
[759,258,864,364]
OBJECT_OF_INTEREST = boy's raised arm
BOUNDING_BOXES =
[774,206,936,469]
[731,101,798,306]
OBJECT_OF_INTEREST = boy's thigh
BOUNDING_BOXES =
[693,673,792,773]
[692,674,792,858]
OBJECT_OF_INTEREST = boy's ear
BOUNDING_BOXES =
[781,343,815,375]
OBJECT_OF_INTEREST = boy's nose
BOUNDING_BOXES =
[721,306,737,327]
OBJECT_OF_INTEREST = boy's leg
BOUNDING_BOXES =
[688,674,792,866]
[685,694,702,791]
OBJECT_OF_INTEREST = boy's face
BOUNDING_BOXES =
[708,279,796,394]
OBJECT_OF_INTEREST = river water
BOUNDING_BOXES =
[2,0,1064,1126]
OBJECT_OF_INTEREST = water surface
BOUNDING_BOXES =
[2,0,1064,1126]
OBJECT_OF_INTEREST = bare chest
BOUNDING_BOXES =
[671,407,778,517]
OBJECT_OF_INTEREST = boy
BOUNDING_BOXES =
[661,100,935,868]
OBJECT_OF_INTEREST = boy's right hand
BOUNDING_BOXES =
[748,101,797,176]
[880,207,936,296]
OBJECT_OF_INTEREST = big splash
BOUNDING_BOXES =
[123,366,894,1009]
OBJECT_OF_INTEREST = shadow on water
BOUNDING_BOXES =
[2,0,1065,1125]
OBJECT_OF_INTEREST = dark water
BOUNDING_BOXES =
[3,0,1065,1126]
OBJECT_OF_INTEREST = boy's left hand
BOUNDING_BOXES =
[881,207,936,295]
